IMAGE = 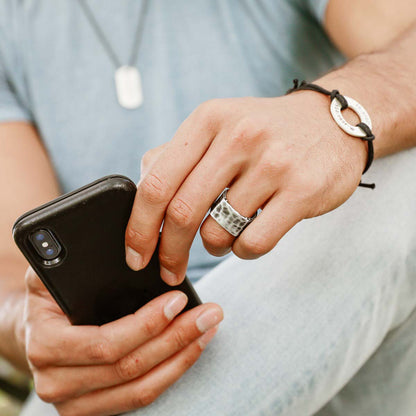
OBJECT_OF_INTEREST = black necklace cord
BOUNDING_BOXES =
[78,0,149,68]
[287,79,375,189]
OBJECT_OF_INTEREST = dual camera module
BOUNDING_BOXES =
[29,229,62,262]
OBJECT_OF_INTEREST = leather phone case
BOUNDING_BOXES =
[13,175,201,325]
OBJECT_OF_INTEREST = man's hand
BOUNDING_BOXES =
[125,16,416,286]
[24,267,223,416]
[125,92,367,285]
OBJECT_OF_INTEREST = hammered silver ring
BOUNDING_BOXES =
[209,188,257,237]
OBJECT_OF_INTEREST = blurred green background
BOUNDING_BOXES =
[0,358,31,416]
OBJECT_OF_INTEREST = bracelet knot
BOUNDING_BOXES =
[330,90,348,110]
[286,79,376,189]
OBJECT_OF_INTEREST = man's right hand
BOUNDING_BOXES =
[23,266,223,416]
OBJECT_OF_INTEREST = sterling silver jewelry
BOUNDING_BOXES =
[330,95,372,138]
[209,189,258,237]
[286,79,376,189]
[78,0,149,109]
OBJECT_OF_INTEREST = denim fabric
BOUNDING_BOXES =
[20,148,416,415]
[3,2,415,414]
[0,0,342,281]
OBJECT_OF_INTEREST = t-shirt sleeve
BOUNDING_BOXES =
[0,2,32,123]
[0,57,32,123]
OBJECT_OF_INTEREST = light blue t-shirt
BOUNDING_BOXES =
[0,0,343,281]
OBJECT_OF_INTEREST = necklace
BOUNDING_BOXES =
[78,0,149,109]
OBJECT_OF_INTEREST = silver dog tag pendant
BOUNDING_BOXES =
[115,66,143,109]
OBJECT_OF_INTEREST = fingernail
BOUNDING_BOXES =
[126,246,143,271]
[198,326,219,350]
[160,266,178,286]
[196,308,223,333]
[164,292,188,321]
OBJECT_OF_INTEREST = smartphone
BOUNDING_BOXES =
[12,174,201,326]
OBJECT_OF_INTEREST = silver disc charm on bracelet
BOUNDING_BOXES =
[330,95,372,138]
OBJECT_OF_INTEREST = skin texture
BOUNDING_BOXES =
[24,267,222,415]
[325,0,416,58]
[126,93,368,283]
[0,1,415,415]
[125,22,416,285]
[0,122,60,372]
[0,127,225,413]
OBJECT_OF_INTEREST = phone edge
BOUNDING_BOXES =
[12,174,135,238]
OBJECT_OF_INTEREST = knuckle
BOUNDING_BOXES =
[179,350,199,372]
[237,235,269,257]
[277,142,298,169]
[167,198,194,228]
[140,154,149,171]
[299,171,323,193]
[141,144,166,169]
[36,380,62,403]
[158,253,181,271]
[115,351,146,381]
[141,148,155,165]
[229,118,265,147]
[131,388,157,408]
[141,313,160,338]
[86,339,114,363]
[140,157,149,177]
[26,341,47,368]
[139,173,169,205]
[193,99,224,128]
[126,226,149,248]
[256,155,281,178]
[170,326,189,350]
[55,406,81,416]
[36,388,54,403]
[287,170,324,202]
[197,98,221,115]
[200,226,231,251]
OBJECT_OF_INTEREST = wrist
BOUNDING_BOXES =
[284,89,369,179]
[315,52,415,159]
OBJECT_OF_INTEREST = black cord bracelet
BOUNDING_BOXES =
[287,79,375,189]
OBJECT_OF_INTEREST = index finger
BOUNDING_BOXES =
[28,290,189,367]
[125,104,219,272]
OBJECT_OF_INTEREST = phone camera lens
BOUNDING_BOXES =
[35,233,45,241]
[30,229,62,262]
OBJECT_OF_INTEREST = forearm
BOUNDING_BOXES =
[0,122,61,373]
[0,257,29,373]
[315,22,416,159]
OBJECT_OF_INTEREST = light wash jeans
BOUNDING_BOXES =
[21,148,416,416]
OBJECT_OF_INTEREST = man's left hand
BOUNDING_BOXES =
[125,92,367,285]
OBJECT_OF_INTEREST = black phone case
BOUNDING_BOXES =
[13,175,201,326]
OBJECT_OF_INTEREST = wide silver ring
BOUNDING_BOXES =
[209,188,257,237]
